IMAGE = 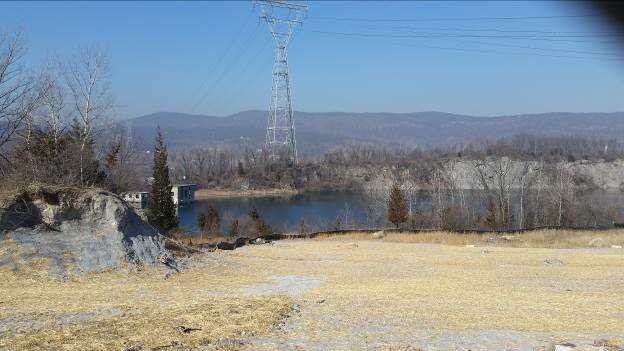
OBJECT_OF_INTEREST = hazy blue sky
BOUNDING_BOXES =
[1,1,623,118]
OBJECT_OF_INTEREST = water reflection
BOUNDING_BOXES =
[176,189,624,234]
[177,191,371,233]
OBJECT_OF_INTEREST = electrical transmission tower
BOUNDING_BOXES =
[254,0,307,163]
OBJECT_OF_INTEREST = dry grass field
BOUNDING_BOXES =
[170,232,224,247]
[313,229,624,248]
[2,232,624,350]
[0,256,292,351]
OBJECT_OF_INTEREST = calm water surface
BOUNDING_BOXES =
[177,189,624,234]
[177,191,371,233]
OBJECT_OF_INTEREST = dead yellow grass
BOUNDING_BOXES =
[170,232,223,247]
[227,239,624,335]
[312,229,624,248]
[313,231,484,245]
[0,256,292,351]
[3,235,624,349]
[0,187,18,204]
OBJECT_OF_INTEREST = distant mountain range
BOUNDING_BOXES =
[124,110,624,155]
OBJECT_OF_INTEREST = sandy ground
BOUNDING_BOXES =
[2,239,624,350]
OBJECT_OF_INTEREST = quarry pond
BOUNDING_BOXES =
[176,189,624,233]
[177,191,372,233]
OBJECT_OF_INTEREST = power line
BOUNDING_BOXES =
[191,24,261,113]
[307,29,620,42]
[313,18,619,36]
[390,40,623,61]
[310,29,624,53]
[308,14,598,23]
[437,37,622,57]
[380,27,619,39]
[189,11,254,111]
[312,30,624,61]
[212,41,271,115]
[313,25,622,57]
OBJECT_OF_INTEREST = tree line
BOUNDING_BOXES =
[162,134,624,194]
[366,158,619,232]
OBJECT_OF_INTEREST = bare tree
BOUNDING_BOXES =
[28,66,68,183]
[39,67,67,149]
[402,169,419,220]
[100,124,146,192]
[0,30,38,171]
[191,147,208,181]
[517,161,539,230]
[62,46,112,186]
[363,169,395,227]
[548,162,575,226]
[430,167,446,229]
[532,160,545,227]
[473,157,514,229]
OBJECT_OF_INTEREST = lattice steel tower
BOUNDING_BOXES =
[254,0,307,163]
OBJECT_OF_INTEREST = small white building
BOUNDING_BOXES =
[121,191,150,209]
[172,184,197,206]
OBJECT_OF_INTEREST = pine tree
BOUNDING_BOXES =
[197,212,207,232]
[206,204,220,233]
[104,141,122,192]
[237,161,245,176]
[484,197,498,229]
[148,127,178,232]
[333,218,341,231]
[229,219,239,237]
[104,141,121,170]
[249,206,271,235]
[387,184,408,228]
[196,211,207,241]
[299,219,307,235]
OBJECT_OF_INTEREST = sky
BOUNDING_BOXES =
[1,1,624,119]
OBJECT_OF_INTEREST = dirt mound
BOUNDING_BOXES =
[0,186,178,275]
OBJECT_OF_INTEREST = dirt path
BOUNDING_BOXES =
[230,240,624,350]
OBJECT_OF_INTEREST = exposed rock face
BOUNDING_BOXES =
[0,186,175,275]
[361,159,624,193]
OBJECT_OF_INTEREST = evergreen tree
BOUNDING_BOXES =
[484,197,498,229]
[387,184,408,228]
[249,206,271,235]
[197,212,207,232]
[229,219,239,237]
[237,161,245,176]
[332,218,342,231]
[148,127,178,232]
[104,141,121,170]
[206,204,220,233]
[104,141,121,192]
[299,218,307,235]
[196,211,207,241]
